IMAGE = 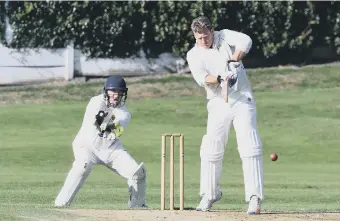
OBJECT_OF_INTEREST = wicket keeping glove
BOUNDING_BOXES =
[103,131,116,140]
[112,122,124,137]
[95,110,107,128]
[103,121,124,137]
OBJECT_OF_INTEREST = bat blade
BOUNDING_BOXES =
[225,79,229,103]
[221,78,229,103]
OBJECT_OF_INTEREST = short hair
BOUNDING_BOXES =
[191,16,213,33]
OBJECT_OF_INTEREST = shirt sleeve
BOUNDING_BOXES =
[222,29,252,53]
[114,105,131,128]
[186,50,208,87]
[82,97,100,128]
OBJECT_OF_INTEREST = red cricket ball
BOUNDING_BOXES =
[270,153,278,161]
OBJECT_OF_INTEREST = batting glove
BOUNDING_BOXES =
[217,73,238,88]
[228,60,241,69]
[227,73,238,87]
[228,60,242,73]
[226,60,241,87]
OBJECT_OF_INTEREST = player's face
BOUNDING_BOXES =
[107,90,123,107]
[194,28,214,48]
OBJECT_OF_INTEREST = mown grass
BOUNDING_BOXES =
[0,63,340,220]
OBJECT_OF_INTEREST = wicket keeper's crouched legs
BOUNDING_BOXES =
[127,162,147,208]
[54,157,93,207]
[55,142,147,208]
[105,143,147,208]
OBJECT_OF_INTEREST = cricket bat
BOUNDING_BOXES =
[225,78,229,103]
[221,77,229,103]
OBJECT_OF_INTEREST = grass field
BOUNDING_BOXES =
[1,64,340,220]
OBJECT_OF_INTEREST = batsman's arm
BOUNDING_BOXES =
[223,29,252,62]
[231,50,247,62]
[205,75,223,84]
[187,51,222,86]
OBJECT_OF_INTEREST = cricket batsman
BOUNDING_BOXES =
[55,75,147,208]
[186,16,264,214]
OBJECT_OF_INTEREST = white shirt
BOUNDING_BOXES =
[72,94,131,150]
[186,29,254,105]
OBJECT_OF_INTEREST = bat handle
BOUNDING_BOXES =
[225,78,229,103]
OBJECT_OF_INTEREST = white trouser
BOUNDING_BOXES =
[200,96,264,201]
[55,140,146,207]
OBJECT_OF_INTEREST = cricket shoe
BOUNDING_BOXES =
[128,200,148,209]
[128,204,148,209]
[196,192,222,212]
[54,202,70,208]
[247,195,261,215]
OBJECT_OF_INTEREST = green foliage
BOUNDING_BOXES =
[0,1,5,44]
[6,1,148,57]
[2,1,340,62]
[234,1,316,58]
[145,1,198,57]
[312,1,340,54]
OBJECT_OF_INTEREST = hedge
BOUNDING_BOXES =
[2,1,340,65]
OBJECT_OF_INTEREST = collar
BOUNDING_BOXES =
[212,31,223,50]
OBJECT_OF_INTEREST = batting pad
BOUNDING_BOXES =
[127,162,147,208]
[236,128,262,158]
[55,160,92,207]
[199,135,224,200]
[241,155,264,201]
